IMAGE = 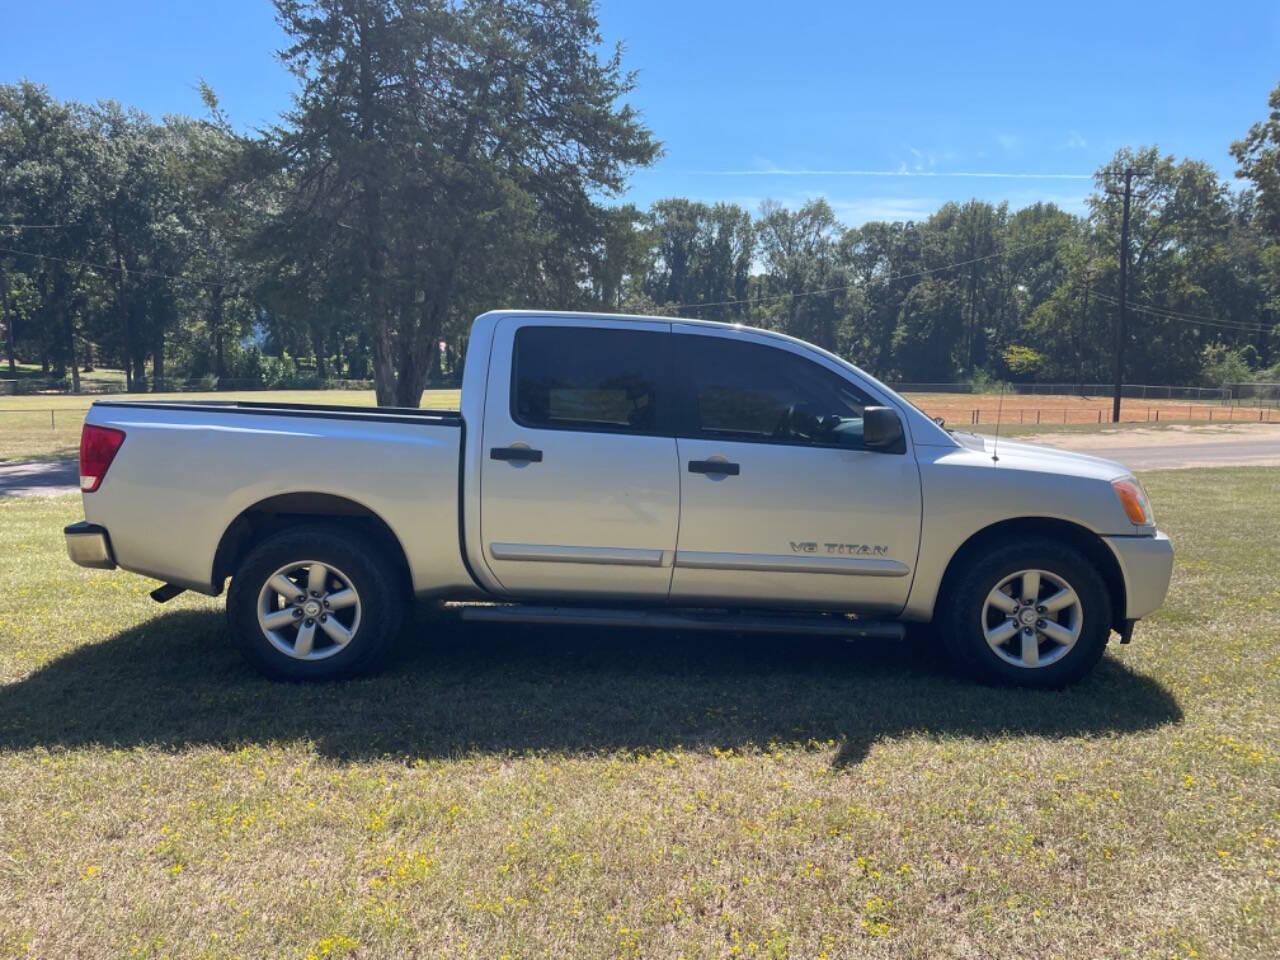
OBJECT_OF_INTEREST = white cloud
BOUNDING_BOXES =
[829,196,942,225]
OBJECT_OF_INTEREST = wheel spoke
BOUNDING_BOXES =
[1039,619,1077,646]
[1041,587,1077,613]
[326,588,357,611]
[319,617,352,646]
[1020,571,1041,603]
[262,608,298,631]
[984,618,1019,648]
[293,621,317,658]
[986,588,1019,615]
[307,562,329,596]
[269,574,300,601]
[1020,630,1040,667]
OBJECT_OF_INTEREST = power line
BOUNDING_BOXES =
[666,235,1060,314]
[0,244,229,289]
[1092,291,1274,335]
[1091,290,1231,326]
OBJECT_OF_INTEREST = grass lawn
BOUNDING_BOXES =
[0,468,1276,958]
[1,363,128,384]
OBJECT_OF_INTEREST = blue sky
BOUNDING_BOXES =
[3,0,1276,224]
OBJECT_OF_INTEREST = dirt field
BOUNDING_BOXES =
[904,392,1277,427]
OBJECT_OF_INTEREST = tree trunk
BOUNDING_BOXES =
[370,302,396,405]
[4,312,14,374]
[1,273,15,374]
[112,224,133,390]
[311,325,327,378]
[51,271,69,382]
[61,299,80,394]
[355,12,396,407]
[210,286,225,379]
[392,299,444,407]
[363,185,395,404]
[152,330,165,391]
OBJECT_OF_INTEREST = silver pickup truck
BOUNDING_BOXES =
[65,310,1173,687]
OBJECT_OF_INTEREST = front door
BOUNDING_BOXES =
[669,327,922,612]
[479,317,680,600]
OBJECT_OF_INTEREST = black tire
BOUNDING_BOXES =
[938,537,1111,689]
[226,524,405,681]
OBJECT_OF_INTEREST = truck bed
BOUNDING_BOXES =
[91,398,462,425]
[81,398,473,597]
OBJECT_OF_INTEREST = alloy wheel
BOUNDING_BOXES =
[256,560,362,661]
[981,568,1082,669]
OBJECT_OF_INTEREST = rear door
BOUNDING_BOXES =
[669,327,922,612]
[479,317,680,600]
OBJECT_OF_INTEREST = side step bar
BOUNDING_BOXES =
[458,604,905,640]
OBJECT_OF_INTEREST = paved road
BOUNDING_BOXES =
[1056,437,1280,471]
[0,459,79,497]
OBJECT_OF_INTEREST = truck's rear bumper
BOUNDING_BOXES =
[65,521,117,570]
[1103,530,1173,621]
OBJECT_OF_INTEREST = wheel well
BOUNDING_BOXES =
[937,517,1126,630]
[212,493,412,595]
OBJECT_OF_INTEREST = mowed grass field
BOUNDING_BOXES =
[2,387,1269,463]
[0,469,1277,958]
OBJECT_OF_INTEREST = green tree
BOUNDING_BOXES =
[643,199,754,321]
[270,0,658,406]
[0,81,103,391]
[1232,80,1280,238]
[755,198,844,351]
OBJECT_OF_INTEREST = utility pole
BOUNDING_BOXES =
[1108,167,1143,423]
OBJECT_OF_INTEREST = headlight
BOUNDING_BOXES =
[1112,477,1154,526]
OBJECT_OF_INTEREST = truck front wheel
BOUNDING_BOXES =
[226,525,405,681]
[939,538,1111,688]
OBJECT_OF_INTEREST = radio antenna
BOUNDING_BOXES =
[991,385,1005,463]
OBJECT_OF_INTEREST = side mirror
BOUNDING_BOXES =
[863,406,905,453]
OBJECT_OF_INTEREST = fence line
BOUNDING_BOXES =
[1227,382,1280,402]
[887,381,1237,402]
[954,404,1277,426]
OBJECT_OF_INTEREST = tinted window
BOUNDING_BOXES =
[682,336,874,447]
[512,326,667,434]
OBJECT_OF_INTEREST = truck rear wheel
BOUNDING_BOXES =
[939,538,1111,688]
[226,524,405,681]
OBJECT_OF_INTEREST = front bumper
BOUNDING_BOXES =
[1103,530,1174,620]
[65,521,117,570]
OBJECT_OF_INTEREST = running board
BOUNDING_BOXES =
[458,605,905,640]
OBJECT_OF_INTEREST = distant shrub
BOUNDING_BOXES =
[1201,343,1257,386]
[1002,345,1046,379]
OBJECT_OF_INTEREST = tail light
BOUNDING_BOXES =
[80,424,126,492]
